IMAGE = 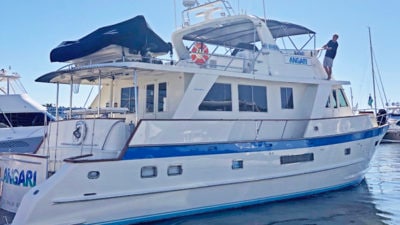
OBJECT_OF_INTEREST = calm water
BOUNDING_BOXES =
[0,144,398,225]
[145,143,400,225]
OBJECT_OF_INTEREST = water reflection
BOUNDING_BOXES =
[366,143,400,225]
[145,180,389,225]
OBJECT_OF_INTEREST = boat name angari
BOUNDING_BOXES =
[3,168,37,187]
[288,56,308,65]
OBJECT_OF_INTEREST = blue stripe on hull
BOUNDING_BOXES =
[123,126,386,160]
[96,178,364,225]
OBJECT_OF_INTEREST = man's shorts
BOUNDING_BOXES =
[323,57,333,67]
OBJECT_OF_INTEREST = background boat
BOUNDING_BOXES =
[0,69,54,153]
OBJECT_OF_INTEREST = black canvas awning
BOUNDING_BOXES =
[181,17,315,49]
[50,15,172,62]
[265,19,315,39]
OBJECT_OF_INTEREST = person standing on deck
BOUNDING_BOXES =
[322,34,339,80]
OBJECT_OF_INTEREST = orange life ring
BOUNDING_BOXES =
[191,42,209,65]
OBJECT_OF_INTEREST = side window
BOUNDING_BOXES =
[0,114,9,127]
[0,113,46,127]
[325,95,331,108]
[332,90,338,108]
[238,85,267,112]
[146,84,155,113]
[121,87,138,113]
[199,83,232,111]
[337,89,349,107]
[158,82,167,112]
[280,87,294,109]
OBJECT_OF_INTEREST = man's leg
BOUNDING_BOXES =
[323,66,331,79]
[324,66,329,75]
[327,67,332,80]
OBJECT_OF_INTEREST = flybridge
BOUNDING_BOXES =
[0,69,27,95]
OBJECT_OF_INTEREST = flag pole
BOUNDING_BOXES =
[368,27,377,114]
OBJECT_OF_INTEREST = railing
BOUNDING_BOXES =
[130,115,374,146]
[279,49,320,58]
[177,47,262,73]
[66,107,129,119]
[55,54,175,72]
[47,114,376,163]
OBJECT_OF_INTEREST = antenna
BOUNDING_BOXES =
[174,0,177,29]
[262,0,267,22]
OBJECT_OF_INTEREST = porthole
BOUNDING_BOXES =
[232,160,244,169]
[168,165,183,176]
[87,171,100,179]
[141,166,157,178]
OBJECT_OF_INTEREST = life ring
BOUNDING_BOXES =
[72,120,87,144]
[191,42,209,65]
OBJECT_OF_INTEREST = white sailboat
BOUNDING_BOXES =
[1,1,388,224]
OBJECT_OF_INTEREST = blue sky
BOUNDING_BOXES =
[1,0,398,109]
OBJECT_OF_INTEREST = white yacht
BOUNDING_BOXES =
[1,1,388,224]
[0,69,53,153]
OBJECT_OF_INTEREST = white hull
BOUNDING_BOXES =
[11,132,383,225]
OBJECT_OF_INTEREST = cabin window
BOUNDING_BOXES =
[158,82,167,112]
[146,84,155,113]
[337,89,349,107]
[121,87,138,113]
[199,83,232,111]
[280,87,294,109]
[238,85,267,112]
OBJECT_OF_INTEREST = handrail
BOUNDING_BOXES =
[100,120,126,150]
[179,51,253,73]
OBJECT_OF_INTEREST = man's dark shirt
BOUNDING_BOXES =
[325,40,338,59]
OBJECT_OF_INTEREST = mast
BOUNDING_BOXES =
[368,27,377,114]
